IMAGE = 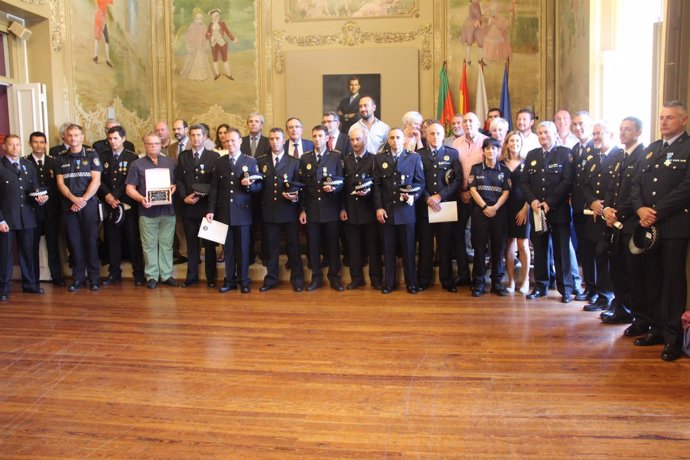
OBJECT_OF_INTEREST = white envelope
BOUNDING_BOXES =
[428,201,458,223]
[198,219,229,245]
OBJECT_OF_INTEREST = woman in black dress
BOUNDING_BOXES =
[500,130,531,294]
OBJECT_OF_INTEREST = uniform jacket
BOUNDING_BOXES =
[240,135,271,157]
[208,154,261,226]
[299,149,344,223]
[176,148,220,219]
[373,150,425,225]
[257,153,302,224]
[519,145,574,224]
[631,132,690,239]
[0,157,40,230]
[417,145,462,220]
[606,143,645,234]
[342,151,376,225]
[98,149,139,206]
[571,140,598,214]
[332,132,353,156]
[56,147,103,211]
[581,146,624,241]
[93,138,136,155]
[25,154,60,222]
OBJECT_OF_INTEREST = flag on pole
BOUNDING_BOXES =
[475,63,488,123]
[437,62,455,130]
[459,60,470,115]
[500,59,513,131]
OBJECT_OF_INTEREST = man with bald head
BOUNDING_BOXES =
[155,121,172,156]
[348,96,390,154]
[93,119,136,154]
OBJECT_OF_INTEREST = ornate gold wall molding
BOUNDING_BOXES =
[20,0,45,4]
[189,104,247,136]
[272,21,432,74]
[49,0,64,52]
[75,96,152,147]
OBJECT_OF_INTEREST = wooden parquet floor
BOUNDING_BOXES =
[0,282,689,458]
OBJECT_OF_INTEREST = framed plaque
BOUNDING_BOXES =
[145,168,173,206]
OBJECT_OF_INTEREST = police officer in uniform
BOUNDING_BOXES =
[520,121,575,303]
[176,124,220,288]
[468,137,511,296]
[25,131,65,286]
[299,125,345,292]
[373,128,425,294]
[0,134,47,301]
[340,126,381,290]
[55,124,103,291]
[207,127,262,294]
[629,100,690,361]
[256,128,305,292]
[416,122,462,292]
[602,116,645,326]
[98,125,145,286]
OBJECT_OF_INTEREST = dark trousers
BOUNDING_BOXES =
[224,224,251,288]
[641,238,688,346]
[381,222,416,290]
[532,222,573,295]
[64,200,100,284]
[591,238,613,301]
[0,227,37,294]
[625,234,656,330]
[104,208,144,280]
[609,234,631,309]
[418,219,454,288]
[573,214,595,292]
[471,209,507,290]
[264,221,304,289]
[306,220,341,285]
[452,200,472,280]
[345,221,382,286]
[33,215,63,282]
[182,216,217,282]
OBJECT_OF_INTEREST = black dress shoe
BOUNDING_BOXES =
[218,283,237,293]
[102,276,121,286]
[583,298,611,312]
[371,282,382,290]
[90,283,100,291]
[455,276,471,286]
[68,282,83,292]
[491,286,509,296]
[600,308,634,324]
[181,279,198,288]
[134,279,145,287]
[634,332,664,347]
[346,282,364,290]
[561,294,572,304]
[161,278,179,287]
[52,278,66,287]
[147,279,158,289]
[173,256,188,265]
[207,281,216,288]
[661,344,682,361]
[526,289,546,300]
[331,283,345,292]
[241,286,251,294]
[574,290,589,302]
[293,285,303,292]
[407,286,417,294]
[624,323,649,337]
[306,280,322,292]
[443,285,458,293]
[471,289,483,297]
[382,287,393,294]
[23,287,45,294]
[417,284,429,292]
[0,294,7,301]
[259,285,273,292]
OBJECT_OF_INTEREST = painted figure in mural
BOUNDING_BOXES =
[461,0,484,65]
[206,8,238,81]
[181,8,214,81]
[93,0,114,67]
[483,0,513,62]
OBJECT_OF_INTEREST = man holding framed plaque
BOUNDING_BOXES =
[125,133,178,289]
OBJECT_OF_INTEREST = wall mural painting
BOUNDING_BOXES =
[449,0,541,118]
[172,0,258,122]
[556,0,589,112]
[72,0,153,123]
[286,0,418,21]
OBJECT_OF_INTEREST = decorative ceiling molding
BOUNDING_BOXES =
[272,21,432,74]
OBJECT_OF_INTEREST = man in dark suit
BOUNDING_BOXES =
[373,128,425,294]
[336,76,361,134]
[299,125,344,291]
[170,119,190,161]
[176,124,220,288]
[240,112,271,157]
[257,128,304,292]
[284,117,314,159]
[0,134,47,301]
[602,117,645,326]
[416,122,462,292]
[340,126,381,290]
[25,131,65,286]
[629,100,690,361]
[322,112,352,156]
[520,121,576,303]
[48,122,72,158]
[207,127,262,293]
[92,119,136,154]
[97,126,145,286]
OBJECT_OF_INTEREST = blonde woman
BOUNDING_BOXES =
[401,111,424,151]
[501,130,530,293]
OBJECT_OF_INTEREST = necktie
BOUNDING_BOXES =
[328,136,335,151]
[250,137,258,156]
[316,153,322,164]
[355,156,360,164]
[662,141,669,150]
[194,152,200,162]
[14,162,20,175]
[274,155,279,167]
[432,149,438,157]
[113,154,119,162]
[294,143,300,158]
[229,156,235,167]
[393,154,398,164]
[37,159,43,169]
[178,143,184,155]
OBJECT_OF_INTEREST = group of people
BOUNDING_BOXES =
[1,94,688,361]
